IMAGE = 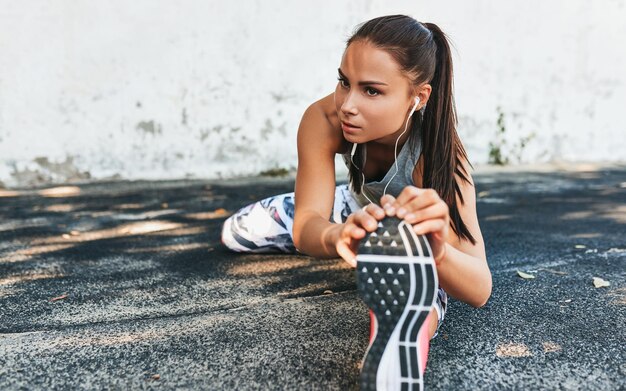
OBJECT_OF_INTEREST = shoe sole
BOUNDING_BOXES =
[356,216,438,391]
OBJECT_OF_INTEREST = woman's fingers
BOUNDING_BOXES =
[394,187,424,218]
[353,209,382,232]
[341,221,365,239]
[337,207,385,267]
[403,202,449,225]
[393,186,421,208]
[336,222,367,268]
[395,188,442,218]
[412,219,447,236]
[336,240,356,267]
[362,203,386,220]
[380,195,397,215]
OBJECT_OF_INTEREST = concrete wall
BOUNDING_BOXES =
[1,1,624,187]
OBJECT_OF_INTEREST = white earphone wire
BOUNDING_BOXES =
[382,97,420,196]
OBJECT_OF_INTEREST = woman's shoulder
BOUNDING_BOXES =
[299,92,349,155]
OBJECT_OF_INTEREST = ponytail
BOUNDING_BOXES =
[422,23,476,244]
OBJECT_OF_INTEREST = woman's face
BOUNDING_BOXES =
[334,40,416,146]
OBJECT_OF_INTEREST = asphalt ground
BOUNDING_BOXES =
[0,164,624,390]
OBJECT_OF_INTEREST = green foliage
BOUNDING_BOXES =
[488,107,509,165]
[259,167,290,177]
[488,106,536,165]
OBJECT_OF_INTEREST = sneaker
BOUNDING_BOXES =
[356,216,439,391]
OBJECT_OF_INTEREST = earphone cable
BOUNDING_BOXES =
[382,100,418,196]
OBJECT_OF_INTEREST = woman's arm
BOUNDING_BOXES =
[436,242,491,308]
[381,160,492,308]
[292,97,386,262]
[292,99,344,257]
[435,164,491,308]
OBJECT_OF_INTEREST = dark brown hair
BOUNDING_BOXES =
[346,15,476,244]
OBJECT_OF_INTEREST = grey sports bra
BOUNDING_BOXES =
[341,131,422,207]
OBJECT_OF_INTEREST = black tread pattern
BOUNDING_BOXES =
[356,216,436,391]
[357,260,411,390]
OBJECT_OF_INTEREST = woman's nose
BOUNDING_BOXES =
[341,92,359,116]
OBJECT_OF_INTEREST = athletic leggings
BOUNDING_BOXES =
[221,184,448,339]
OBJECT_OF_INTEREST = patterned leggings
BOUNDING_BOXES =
[221,184,448,339]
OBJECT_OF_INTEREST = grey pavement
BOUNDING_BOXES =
[0,164,625,390]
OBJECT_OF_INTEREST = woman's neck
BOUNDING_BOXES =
[370,123,413,152]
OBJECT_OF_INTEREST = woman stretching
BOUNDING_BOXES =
[222,15,492,390]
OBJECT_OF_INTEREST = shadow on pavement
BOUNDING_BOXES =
[1,166,624,390]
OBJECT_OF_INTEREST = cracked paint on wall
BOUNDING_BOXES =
[9,156,92,188]
[135,121,162,136]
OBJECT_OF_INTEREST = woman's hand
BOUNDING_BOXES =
[335,204,386,268]
[380,186,450,265]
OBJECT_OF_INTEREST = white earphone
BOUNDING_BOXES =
[350,96,421,204]
[410,96,420,117]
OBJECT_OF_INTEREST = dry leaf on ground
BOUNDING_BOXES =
[517,270,535,279]
[496,342,532,357]
[211,208,228,216]
[593,277,610,288]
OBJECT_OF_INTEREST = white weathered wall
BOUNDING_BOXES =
[0,1,624,187]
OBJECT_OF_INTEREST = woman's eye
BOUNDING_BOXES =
[365,87,380,96]
[337,77,349,88]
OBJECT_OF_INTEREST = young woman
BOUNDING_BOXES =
[222,15,491,390]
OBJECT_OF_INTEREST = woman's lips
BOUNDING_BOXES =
[341,121,361,134]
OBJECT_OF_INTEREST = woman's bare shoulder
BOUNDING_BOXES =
[317,92,341,128]
[300,92,348,155]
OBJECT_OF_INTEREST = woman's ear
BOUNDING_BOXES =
[416,84,432,109]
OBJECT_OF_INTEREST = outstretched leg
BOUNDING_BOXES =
[221,184,360,253]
